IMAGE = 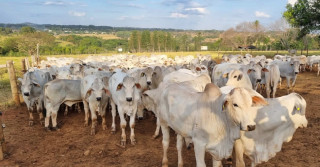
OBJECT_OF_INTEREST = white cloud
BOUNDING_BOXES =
[184,7,206,15]
[170,12,188,18]
[255,11,270,18]
[69,11,86,17]
[288,0,298,5]
[43,1,65,6]
[118,16,145,20]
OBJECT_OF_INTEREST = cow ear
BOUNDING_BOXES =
[98,68,103,71]
[117,83,123,91]
[32,82,40,87]
[103,88,111,96]
[252,96,268,106]
[135,83,141,89]
[247,69,252,74]
[222,100,228,112]
[262,68,269,72]
[85,88,93,99]
[222,73,229,78]
[196,67,201,71]
[237,74,243,81]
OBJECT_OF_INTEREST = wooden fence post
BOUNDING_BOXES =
[6,60,20,106]
[0,112,5,161]
[25,58,30,70]
[21,59,27,73]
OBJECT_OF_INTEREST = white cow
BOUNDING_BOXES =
[271,60,300,94]
[44,79,82,130]
[18,70,52,126]
[109,71,141,146]
[264,64,281,98]
[145,83,267,167]
[232,93,308,167]
[212,63,242,87]
[81,75,111,135]
[143,73,211,139]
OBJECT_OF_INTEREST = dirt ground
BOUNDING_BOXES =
[1,71,320,167]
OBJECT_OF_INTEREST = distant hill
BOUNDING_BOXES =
[0,23,222,33]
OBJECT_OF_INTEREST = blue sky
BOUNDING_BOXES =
[0,0,295,30]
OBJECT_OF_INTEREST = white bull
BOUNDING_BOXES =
[145,83,267,167]
[109,71,141,146]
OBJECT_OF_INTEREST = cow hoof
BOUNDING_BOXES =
[44,127,51,131]
[84,123,88,127]
[102,125,107,131]
[131,139,136,145]
[120,140,126,147]
[152,135,159,139]
[39,121,45,126]
[91,129,96,135]
[29,121,34,126]
[52,127,59,131]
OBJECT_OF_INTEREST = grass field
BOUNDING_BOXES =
[55,33,120,40]
[1,50,320,109]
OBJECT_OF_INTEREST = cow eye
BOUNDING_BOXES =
[233,76,237,78]
[233,104,238,107]
[141,73,145,77]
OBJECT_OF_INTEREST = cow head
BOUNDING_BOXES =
[86,77,111,101]
[290,60,300,75]
[20,72,41,97]
[117,76,141,103]
[223,87,268,131]
[140,67,154,86]
[247,64,262,83]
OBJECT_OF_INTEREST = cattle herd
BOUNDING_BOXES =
[17,53,320,166]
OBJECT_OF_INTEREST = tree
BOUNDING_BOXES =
[20,26,36,34]
[18,32,55,55]
[283,0,320,38]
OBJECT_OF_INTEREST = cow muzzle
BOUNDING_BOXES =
[126,97,133,102]
[257,79,261,82]
[295,72,299,74]
[147,81,151,85]
[96,97,101,101]
[24,92,30,96]
[247,125,256,131]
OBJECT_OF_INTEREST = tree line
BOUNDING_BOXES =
[0,27,128,56]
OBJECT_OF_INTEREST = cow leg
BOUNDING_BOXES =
[266,83,271,98]
[292,76,297,92]
[152,117,160,139]
[64,105,69,116]
[177,134,183,167]
[101,113,107,131]
[286,77,291,94]
[161,125,170,167]
[110,99,116,134]
[90,105,98,135]
[130,107,137,145]
[44,109,51,130]
[272,83,277,98]
[136,103,144,120]
[28,109,34,126]
[193,140,206,167]
[77,103,81,113]
[119,108,127,146]
[36,102,44,125]
[279,78,282,88]
[233,140,245,167]
[83,101,90,127]
[212,159,222,167]
[51,110,58,130]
